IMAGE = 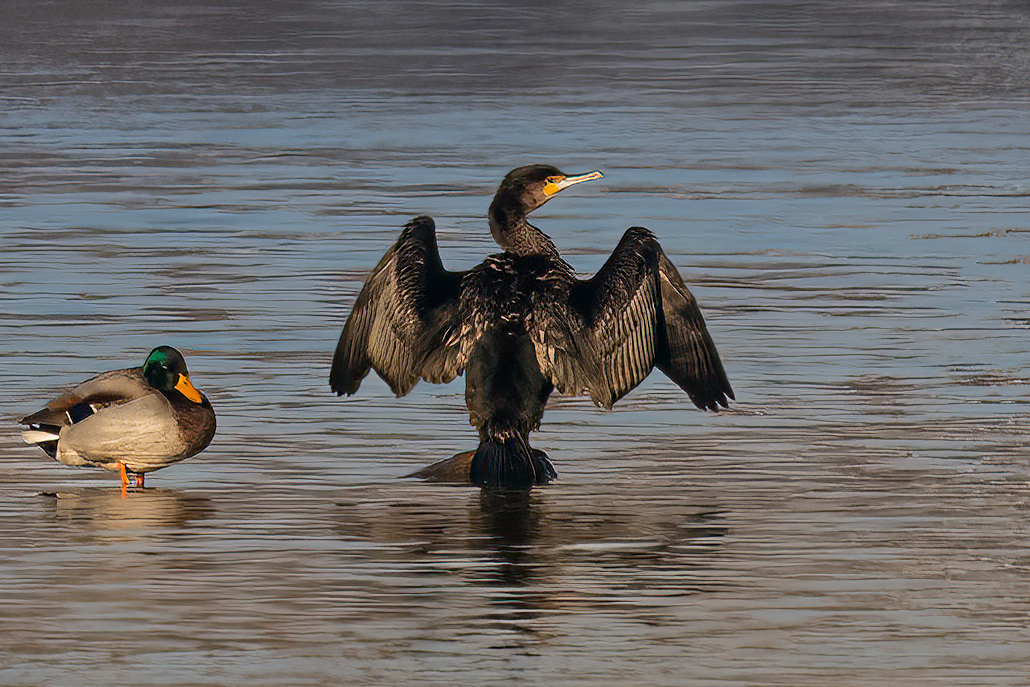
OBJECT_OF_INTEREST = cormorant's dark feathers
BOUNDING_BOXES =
[331,220,731,410]
[655,245,735,410]
[330,166,733,487]
[329,216,465,397]
[564,226,733,411]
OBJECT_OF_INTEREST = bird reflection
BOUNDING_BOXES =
[38,487,215,531]
[334,481,729,630]
[470,489,542,588]
[475,488,538,546]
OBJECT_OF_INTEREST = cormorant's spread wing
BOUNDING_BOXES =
[569,226,733,410]
[330,216,465,397]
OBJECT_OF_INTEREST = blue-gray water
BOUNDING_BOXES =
[2,1,1029,685]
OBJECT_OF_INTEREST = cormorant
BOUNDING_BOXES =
[330,164,733,488]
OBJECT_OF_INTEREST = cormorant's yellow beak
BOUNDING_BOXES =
[175,374,204,403]
[544,170,603,197]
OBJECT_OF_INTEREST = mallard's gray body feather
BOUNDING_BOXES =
[21,347,216,479]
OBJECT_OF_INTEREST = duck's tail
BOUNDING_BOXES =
[469,421,556,489]
[21,426,60,459]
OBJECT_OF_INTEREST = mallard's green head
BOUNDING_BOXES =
[143,346,204,403]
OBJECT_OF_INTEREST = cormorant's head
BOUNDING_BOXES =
[143,346,205,404]
[491,164,603,217]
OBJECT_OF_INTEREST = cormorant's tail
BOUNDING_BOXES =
[469,430,556,489]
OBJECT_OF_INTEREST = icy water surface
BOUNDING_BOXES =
[1,1,1029,685]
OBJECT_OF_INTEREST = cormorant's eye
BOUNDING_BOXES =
[542,176,563,196]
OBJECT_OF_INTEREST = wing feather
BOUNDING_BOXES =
[568,226,733,410]
[329,216,465,397]
[20,368,151,427]
[530,304,604,401]
[655,251,734,410]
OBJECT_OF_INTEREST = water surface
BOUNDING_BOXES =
[2,1,1029,685]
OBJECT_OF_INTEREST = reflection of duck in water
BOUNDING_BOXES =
[41,488,216,530]
[20,346,216,490]
[331,165,733,488]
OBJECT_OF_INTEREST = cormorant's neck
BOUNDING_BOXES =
[488,202,559,257]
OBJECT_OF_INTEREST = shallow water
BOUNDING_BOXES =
[2,1,1029,685]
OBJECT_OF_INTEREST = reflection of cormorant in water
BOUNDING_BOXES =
[470,493,732,617]
[334,487,730,608]
[474,490,542,589]
[331,165,733,488]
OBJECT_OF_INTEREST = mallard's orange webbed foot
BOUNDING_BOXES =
[117,462,144,494]
[118,462,129,497]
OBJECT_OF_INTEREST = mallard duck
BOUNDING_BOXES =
[20,346,216,489]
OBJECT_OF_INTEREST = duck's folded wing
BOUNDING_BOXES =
[567,226,733,410]
[59,393,187,467]
[20,368,152,428]
[330,216,466,397]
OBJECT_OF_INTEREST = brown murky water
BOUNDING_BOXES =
[2,1,1029,685]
